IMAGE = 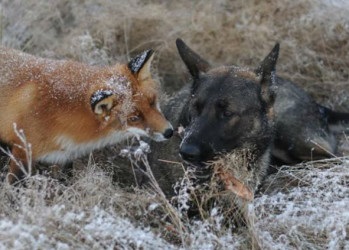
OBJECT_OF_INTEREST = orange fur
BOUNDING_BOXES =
[0,47,172,184]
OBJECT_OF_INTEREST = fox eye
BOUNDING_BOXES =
[128,113,142,123]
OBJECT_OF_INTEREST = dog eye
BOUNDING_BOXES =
[222,110,235,118]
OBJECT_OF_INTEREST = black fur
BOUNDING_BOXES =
[90,90,113,111]
[128,49,154,74]
[131,39,349,196]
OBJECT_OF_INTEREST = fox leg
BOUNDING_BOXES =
[7,146,32,184]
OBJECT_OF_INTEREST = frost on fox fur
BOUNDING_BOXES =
[0,45,175,185]
[38,126,167,164]
[38,132,131,164]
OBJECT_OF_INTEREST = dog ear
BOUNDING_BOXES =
[91,90,117,121]
[255,43,280,106]
[176,38,210,79]
[128,49,155,82]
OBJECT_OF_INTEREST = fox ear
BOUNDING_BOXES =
[128,49,154,81]
[176,38,210,79]
[255,43,280,105]
[91,90,116,118]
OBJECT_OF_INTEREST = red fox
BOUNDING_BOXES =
[0,47,173,184]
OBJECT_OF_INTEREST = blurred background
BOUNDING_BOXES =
[1,0,348,109]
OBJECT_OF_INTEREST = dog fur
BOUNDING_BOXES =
[119,39,349,198]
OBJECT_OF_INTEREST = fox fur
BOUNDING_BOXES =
[0,47,173,184]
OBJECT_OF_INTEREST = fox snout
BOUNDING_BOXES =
[163,127,174,139]
[151,123,174,141]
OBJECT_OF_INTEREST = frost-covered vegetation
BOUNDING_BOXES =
[0,0,349,249]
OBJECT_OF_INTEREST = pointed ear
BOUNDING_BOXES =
[176,38,210,79]
[128,49,154,81]
[91,90,116,120]
[254,43,280,105]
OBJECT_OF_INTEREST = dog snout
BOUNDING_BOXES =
[180,143,201,162]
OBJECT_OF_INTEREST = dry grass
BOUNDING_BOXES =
[254,158,349,249]
[1,0,348,99]
[1,0,349,249]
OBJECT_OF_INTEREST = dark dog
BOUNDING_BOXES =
[122,39,279,197]
[176,39,349,167]
[271,78,349,164]
[128,39,349,197]
[172,39,279,197]
[176,39,276,171]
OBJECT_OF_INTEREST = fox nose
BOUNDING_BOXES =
[163,128,173,139]
[180,143,201,162]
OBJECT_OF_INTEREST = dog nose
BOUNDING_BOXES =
[180,143,201,162]
[163,128,173,139]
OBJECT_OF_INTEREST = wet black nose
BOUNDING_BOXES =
[180,143,201,162]
[163,128,173,139]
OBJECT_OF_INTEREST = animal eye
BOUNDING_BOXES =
[128,114,142,123]
[222,110,235,118]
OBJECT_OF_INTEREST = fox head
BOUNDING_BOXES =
[90,50,173,141]
[176,38,279,167]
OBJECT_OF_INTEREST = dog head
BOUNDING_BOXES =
[176,39,279,169]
